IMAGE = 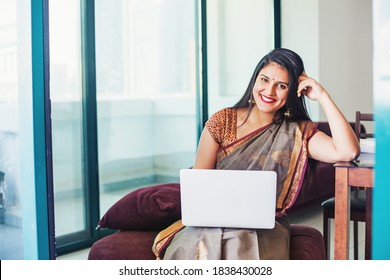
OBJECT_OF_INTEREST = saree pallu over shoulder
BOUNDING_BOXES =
[276,121,318,215]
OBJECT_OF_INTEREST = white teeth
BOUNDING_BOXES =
[261,95,273,102]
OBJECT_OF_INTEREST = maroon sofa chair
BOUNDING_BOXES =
[88,122,350,260]
[88,224,325,260]
[88,182,326,260]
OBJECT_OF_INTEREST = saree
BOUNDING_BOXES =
[153,108,318,260]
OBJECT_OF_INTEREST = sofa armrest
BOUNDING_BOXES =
[290,224,326,260]
[88,230,159,260]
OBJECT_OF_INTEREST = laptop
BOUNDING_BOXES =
[179,169,277,229]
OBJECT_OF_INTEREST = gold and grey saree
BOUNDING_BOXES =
[153,119,318,260]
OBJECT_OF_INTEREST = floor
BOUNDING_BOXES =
[56,203,367,260]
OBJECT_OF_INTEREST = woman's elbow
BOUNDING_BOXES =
[338,145,361,162]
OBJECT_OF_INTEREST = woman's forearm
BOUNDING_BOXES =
[318,92,360,160]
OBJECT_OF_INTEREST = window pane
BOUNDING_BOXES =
[207,0,274,113]
[0,1,29,259]
[49,0,85,236]
[95,0,197,214]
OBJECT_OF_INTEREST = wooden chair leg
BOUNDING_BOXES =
[353,221,359,260]
[323,209,330,259]
[365,189,372,260]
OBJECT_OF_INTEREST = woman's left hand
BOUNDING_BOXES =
[297,72,327,101]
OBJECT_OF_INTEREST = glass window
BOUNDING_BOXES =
[49,0,85,236]
[95,0,198,215]
[0,0,31,259]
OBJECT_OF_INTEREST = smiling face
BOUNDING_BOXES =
[252,62,290,116]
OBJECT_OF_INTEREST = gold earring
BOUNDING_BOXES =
[248,99,256,105]
[284,108,293,118]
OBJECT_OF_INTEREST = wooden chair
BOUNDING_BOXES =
[321,111,374,259]
[355,111,374,139]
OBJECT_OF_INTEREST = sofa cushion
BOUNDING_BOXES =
[98,183,181,230]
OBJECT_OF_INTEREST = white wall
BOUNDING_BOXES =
[281,0,373,122]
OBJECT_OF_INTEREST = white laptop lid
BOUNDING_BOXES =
[180,169,277,229]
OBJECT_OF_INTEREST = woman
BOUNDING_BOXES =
[153,48,360,260]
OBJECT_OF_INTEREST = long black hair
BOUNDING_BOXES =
[233,48,311,123]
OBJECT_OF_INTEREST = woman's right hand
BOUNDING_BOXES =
[297,72,328,102]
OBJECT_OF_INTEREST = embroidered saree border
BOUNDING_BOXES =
[152,220,184,260]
